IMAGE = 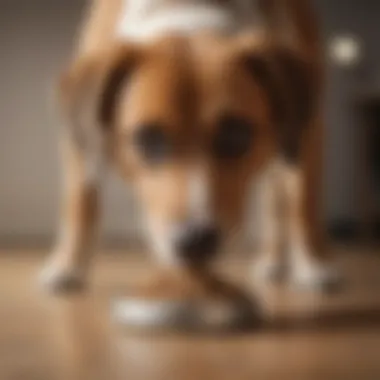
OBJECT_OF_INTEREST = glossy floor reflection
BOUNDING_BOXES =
[0,247,380,380]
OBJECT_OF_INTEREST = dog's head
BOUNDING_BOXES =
[60,34,315,265]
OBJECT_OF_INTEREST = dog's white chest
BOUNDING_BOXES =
[116,0,251,42]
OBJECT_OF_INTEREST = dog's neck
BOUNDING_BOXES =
[116,0,260,42]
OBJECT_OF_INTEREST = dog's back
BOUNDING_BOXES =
[76,1,321,73]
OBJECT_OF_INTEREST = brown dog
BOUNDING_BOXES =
[40,0,338,294]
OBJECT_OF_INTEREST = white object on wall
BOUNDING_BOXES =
[329,35,362,67]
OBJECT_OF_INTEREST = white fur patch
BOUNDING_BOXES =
[188,166,212,224]
[144,217,177,266]
[116,1,244,42]
[246,159,281,248]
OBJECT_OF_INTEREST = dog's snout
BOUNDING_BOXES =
[174,223,220,263]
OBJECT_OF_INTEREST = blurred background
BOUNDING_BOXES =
[0,0,380,249]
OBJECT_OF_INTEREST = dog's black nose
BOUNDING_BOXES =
[175,224,220,264]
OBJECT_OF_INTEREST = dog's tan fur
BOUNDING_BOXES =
[41,0,337,292]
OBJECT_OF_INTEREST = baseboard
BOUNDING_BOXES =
[327,218,380,242]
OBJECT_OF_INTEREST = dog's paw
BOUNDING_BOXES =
[39,257,87,294]
[251,255,284,285]
[290,259,341,293]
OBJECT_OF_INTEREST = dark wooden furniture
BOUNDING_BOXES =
[354,91,380,242]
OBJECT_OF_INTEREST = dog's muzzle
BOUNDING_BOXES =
[173,222,221,264]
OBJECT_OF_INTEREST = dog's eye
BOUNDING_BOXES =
[213,115,253,160]
[134,125,171,164]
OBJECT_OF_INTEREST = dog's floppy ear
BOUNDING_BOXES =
[58,43,141,149]
[237,40,317,163]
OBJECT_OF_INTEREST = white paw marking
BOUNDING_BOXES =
[39,255,86,293]
[290,259,341,292]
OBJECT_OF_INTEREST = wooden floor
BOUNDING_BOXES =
[0,247,380,380]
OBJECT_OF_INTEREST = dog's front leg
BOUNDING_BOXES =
[251,161,283,284]
[40,135,101,292]
[281,164,339,291]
